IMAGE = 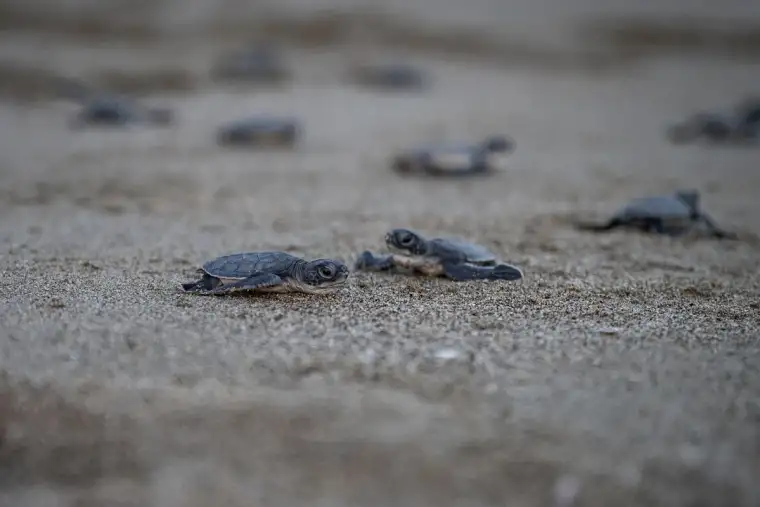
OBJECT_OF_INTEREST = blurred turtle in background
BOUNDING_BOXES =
[392,135,514,177]
[666,101,760,146]
[665,113,740,145]
[55,77,174,129]
[70,95,174,128]
[216,116,301,148]
[574,190,737,239]
[734,96,760,138]
[348,62,428,92]
[211,44,291,84]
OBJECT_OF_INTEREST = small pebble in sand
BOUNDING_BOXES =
[434,347,464,361]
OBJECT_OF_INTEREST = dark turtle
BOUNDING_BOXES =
[348,62,428,91]
[392,136,514,177]
[211,44,290,84]
[666,109,759,146]
[69,95,174,128]
[354,228,523,281]
[574,190,736,239]
[734,97,760,138]
[216,117,300,148]
[665,113,737,145]
[182,252,349,296]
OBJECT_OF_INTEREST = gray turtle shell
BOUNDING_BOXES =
[615,195,696,221]
[212,45,289,82]
[79,97,140,122]
[351,63,427,90]
[217,117,299,145]
[74,95,173,126]
[427,237,497,264]
[202,252,301,279]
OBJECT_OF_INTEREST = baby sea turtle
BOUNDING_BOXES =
[735,97,760,136]
[354,228,524,281]
[392,136,515,177]
[182,252,349,296]
[574,190,736,239]
[665,113,738,145]
[211,45,290,84]
[348,62,428,91]
[216,116,300,148]
[70,95,174,128]
[666,109,758,146]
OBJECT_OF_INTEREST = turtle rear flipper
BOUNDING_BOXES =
[442,262,522,282]
[354,251,394,271]
[201,273,283,296]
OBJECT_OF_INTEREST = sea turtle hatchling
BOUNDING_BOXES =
[665,113,738,145]
[182,252,349,296]
[666,111,758,146]
[574,190,737,239]
[70,95,174,128]
[216,116,300,148]
[348,62,428,91]
[354,228,524,281]
[392,136,514,177]
[734,97,760,137]
[211,44,290,84]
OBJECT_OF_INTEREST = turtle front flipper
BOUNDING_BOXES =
[442,262,523,282]
[354,251,395,271]
[199,273,284,296]
[182,273,222,292]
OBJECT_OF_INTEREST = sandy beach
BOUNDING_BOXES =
[1,1,760,505]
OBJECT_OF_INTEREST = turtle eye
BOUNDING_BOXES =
[399,234,414,246]
[318,265,334,278]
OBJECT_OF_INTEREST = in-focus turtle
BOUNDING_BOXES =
[392,136,515,177]
[211,44,291,84]
[216,116,301,148]
[354,228,524,281]
[70,95,174,128]
[574,190,737,239]
[182,252,349,296]
[348,62,428,91]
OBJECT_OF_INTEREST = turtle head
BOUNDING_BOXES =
[675,190,700,215]
[385,228,428,255]
[300,259,350,292]
[482,136,514,153]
